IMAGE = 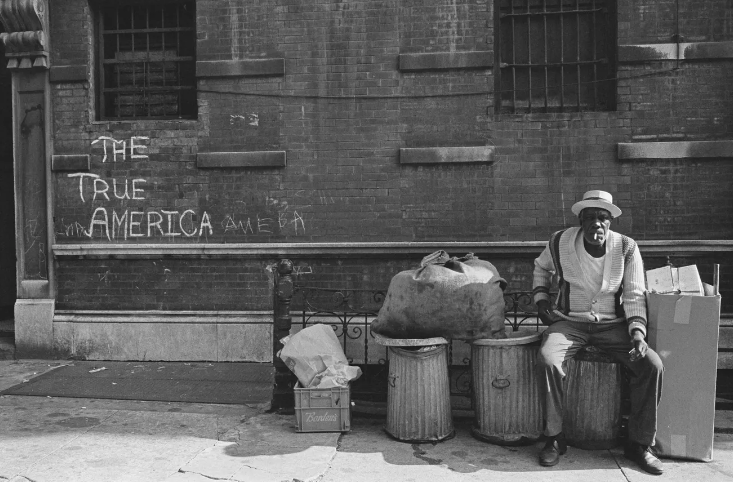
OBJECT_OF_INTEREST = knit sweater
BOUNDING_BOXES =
[532,227,648,337]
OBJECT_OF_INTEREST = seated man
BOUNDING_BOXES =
[532,190,664,475]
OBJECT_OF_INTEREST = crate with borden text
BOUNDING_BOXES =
[294,382,351,433]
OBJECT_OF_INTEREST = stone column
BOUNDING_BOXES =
[0,0,54,357]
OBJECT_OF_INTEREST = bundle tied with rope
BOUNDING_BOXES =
[371,251,508,341]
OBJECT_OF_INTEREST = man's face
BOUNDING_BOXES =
[580,208,612,246]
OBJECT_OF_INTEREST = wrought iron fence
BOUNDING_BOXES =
[287,283,547,406]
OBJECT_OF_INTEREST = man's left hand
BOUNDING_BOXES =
[630,330,647,362]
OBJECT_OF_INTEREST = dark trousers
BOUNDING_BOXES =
[537,320,664,446]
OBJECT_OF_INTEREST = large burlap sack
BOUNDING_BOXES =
[372,252,507,340]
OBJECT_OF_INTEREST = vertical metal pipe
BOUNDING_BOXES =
[273,259,296,410]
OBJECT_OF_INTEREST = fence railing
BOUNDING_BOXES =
[271,258,546,409]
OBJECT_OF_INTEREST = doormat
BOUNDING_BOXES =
[1,361,274,405]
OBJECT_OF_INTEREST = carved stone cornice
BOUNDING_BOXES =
[0,0,49,69]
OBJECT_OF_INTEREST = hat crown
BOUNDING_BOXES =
[570,189,622,217]
[582,190,613,204]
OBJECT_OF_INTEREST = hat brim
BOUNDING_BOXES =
[571,200,622,218]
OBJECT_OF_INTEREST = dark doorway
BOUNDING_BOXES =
[0,24,17,325]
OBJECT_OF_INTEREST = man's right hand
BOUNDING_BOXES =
[536,300,555,326]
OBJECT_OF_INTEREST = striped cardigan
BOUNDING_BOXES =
[532,227,648,337]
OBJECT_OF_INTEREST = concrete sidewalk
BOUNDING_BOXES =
[1,360,733,482]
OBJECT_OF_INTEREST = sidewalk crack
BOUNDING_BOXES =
[609,449,632,482]
[176,469,230,481]
[311,438,341,482]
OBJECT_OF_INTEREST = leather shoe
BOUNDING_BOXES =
[539,433,567,467]
[624,442,664,475]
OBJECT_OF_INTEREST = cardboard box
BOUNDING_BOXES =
[646,288,721,461]
[294,382,351,433]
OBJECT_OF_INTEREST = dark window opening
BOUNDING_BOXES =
[98,1,196,120]
[495,0,616,114]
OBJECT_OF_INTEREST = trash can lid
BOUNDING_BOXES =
[472,329,542,346]
[372,331,449,346]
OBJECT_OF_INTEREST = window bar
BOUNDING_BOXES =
[176,4,182,117]
[146,4,151,117]
[575,0,581,111]
[527,0,532,112]
[511,0,517,113]
[591,0,598,109]
[495,1,503,113]
[543,0,549,111]
[559,0,565,110]
[131,6,137,118]
[116,9,121,118]
[98,12,106,119]
[162,3,166,92]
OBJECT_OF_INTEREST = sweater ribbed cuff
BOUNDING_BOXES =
[533,289,551,304]
[627,317,647,338]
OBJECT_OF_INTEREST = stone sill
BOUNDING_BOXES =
[196,59,285,78]
[618,140,733,160]
[619,41,733,62]
[52,241,733,259]
[398,51,493,71]
[399,146,495,164]
[197,151,286,168]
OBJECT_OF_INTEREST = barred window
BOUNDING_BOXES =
[495,0,616,114]
[98,1,196,120]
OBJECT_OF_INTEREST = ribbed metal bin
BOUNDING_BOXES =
[471,330,543,445]
[564,347,623,449]
[383,339,454,442]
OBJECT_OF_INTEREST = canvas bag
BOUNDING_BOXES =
[372,252,507,340]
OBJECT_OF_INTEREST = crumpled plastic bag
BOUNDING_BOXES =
[279,323,362,388]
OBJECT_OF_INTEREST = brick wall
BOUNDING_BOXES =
[48,0,733,312]
[618,0,733,44]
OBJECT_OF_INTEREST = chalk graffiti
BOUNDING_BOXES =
[230,113,259,126]
[56,218,89,238]
[221,211,305,236]
[57,137,312,241]
[67,173,146,202]
[88,208,212,241]
[91,136,149,162]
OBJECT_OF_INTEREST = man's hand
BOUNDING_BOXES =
[536,300,555,326]
[630,329,648,362]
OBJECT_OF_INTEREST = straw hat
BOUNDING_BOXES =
[571,190,622,218]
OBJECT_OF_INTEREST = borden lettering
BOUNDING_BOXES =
[305,411,338,423]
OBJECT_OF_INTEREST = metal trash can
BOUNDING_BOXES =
[471,329,543,445]
[374,333,454,442]
[564,346,623,449]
